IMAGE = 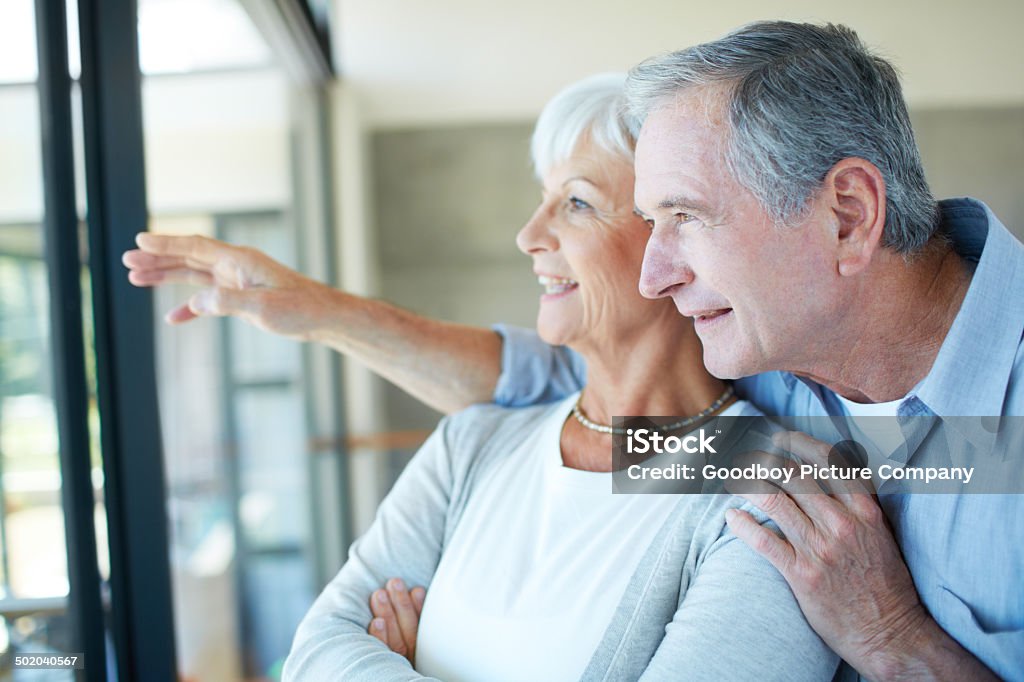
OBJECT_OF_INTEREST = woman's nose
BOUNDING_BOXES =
[516,203,558,255]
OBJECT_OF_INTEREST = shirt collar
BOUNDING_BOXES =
[910,199,1024,450]
[783,200,1023,450]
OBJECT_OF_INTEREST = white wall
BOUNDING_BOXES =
[333,0,1024,129]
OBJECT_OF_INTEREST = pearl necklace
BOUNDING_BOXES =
[571,385,736,435]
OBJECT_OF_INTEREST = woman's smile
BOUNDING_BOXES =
[538,274,579,300]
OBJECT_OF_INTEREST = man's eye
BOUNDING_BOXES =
[677,212,697,224]
[568,196,592,211]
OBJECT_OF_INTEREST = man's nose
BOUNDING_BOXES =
[639,227,693,299]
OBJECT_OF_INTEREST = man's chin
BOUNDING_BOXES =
[701,350,750,381]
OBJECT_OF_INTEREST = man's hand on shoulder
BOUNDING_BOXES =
[725,431,997,681]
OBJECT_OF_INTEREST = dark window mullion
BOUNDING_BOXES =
[77,0,177,679]
[34,1,106,680]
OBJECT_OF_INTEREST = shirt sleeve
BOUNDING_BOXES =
[492,324,586,407]
[282,420,461,682]
[639,510,839,682]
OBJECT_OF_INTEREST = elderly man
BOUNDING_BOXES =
[619,22,1022,681]
[126,20,1021,681]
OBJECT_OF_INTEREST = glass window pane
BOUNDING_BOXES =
[236,388,307,548]
[139,0,273,75]
[141,1,328,678]
[0,1,81,673]
[224,214,302,382]
[0,1,37,83]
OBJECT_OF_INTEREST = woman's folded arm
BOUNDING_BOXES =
[282,420,460,681]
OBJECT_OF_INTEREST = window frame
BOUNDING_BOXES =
[31,0,338,679]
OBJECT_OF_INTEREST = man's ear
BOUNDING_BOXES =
[823,158,887,277]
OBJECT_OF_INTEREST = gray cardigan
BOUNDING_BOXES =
[283,400,839,681]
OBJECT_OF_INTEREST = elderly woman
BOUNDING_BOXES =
[270,74,835,681]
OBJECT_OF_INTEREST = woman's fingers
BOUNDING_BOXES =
[164,302,198,325]
[129,234,268,286]
[124,249,220,290]
[122,249,189,271]
[366,580,425,663]
[386,579,421,661]
[371,590,408,658]
[126,234,318,337]
[368,617,388,646]
[135,232,229,267]
[368,592,391,645]
[411,586,426,615]
[128,267,214,287]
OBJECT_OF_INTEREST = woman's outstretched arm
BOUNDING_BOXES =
[123,232,502,414]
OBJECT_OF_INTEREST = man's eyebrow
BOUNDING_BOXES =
[656,195,711,214]
[635,196,711,217]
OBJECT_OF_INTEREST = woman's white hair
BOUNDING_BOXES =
[530,73,635,178]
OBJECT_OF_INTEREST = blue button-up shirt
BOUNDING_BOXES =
[493,198,1024,680]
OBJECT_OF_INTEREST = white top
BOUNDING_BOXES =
[415,393,749,682]
[836,393,907,462]
[283,393,837,682]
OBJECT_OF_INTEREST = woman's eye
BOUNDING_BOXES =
[568,196,592,211]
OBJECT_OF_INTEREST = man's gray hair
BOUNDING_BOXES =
[531,73,635,178]
[625,21,938,253]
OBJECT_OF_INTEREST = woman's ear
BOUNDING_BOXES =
[824,158,887,277]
